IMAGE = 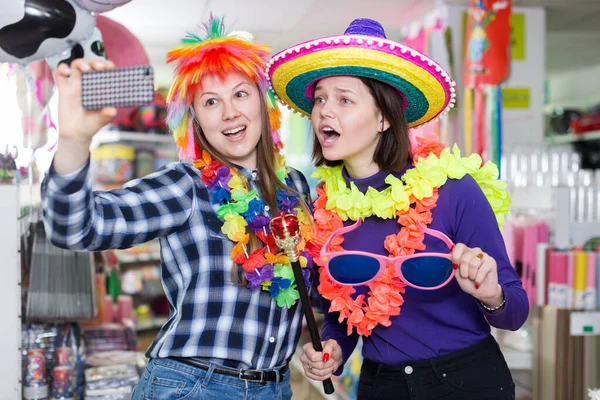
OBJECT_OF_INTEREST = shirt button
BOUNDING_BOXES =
[251,171,257,179]
[269,337,275,343]
[404,365,413,375]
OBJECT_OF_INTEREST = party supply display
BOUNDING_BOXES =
[24,348,48,400]
[266,18,456,129]
[91,144,135,184]
[0,0,95,66]
[306,138,511,336]
[51,366,74,400]
[56,347,75,368]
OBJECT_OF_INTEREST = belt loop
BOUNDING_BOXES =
[201,363,215,388]
[274,368,281,393]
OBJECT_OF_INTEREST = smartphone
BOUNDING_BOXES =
[81,65,154,110]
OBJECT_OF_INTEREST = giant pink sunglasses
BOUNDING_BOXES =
[320,219,456,290]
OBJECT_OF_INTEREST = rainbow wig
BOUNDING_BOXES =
[166,15,283,161]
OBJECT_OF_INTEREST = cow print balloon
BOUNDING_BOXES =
[74,0,132,14]
[45,27,106,69]
[0,0,95,66]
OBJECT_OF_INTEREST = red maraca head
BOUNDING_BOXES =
[270,212,299,240]
[270,212,301,261]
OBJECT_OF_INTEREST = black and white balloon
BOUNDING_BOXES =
[0,0,95,66]
[45,26,106,69]
[74,0,132,13]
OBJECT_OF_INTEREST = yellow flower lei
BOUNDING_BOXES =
[308,143,511,336]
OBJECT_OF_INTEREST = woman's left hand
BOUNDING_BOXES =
[451,243,504,308]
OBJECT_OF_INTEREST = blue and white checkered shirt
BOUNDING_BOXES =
[41,159,312,370]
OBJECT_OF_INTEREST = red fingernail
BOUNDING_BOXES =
[453,263,458,270]
[323,353,330,362]
[475,284,479,289]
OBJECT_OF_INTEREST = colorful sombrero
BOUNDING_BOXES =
[266,18,456,129]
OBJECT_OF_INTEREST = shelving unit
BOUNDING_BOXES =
[91,130,175,150]
[136,316,169,332]
[546,130,600,146]
[499,344,532,371]
[554,186,600,248]
[90,132,175,336]
[115,251,161,265]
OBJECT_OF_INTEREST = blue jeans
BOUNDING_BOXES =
[131,358,293,400]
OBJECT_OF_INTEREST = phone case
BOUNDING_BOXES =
[81,65,154,110]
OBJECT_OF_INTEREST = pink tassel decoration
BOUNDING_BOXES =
[186,116,201,160]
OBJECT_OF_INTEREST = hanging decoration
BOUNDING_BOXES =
[463,0,511,169]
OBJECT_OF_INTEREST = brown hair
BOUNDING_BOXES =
[193,88,312,284]
[312,77,413,172]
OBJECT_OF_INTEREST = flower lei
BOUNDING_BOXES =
[305,138,511,336]
[194,150,314,308]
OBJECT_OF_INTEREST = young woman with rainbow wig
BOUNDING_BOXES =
[268,18,528,399]
[41,15,313,399]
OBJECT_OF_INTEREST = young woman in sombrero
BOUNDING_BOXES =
[41,15,313,399]
[267,18,527,399]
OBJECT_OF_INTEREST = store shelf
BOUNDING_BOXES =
[546,130,600,145]
[116,252,161,265]
[499,345,532,371]
[136,316,169,332]
[91,130,175,149]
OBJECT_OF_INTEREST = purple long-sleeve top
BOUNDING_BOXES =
[320,167,529,373]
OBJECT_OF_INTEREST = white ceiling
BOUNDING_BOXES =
[105,0,600,86]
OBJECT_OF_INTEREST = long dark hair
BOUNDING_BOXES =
[312,77,413,172]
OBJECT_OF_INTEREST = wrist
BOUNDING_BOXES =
[58,135,92,150]
[54,136,92,175]
[479,284,504,309]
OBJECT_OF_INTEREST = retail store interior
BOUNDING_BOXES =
[2,0,600,399]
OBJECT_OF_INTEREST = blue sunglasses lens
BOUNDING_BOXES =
[400,256,453,288]
[328,254,380,285]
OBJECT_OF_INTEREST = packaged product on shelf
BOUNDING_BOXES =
[154,148,177,171]
[51,366,75,400]
[82,323,138,355]
[24,348,48,400]
[134,148,155,178]
[85,364,139,392]
[91,144,135,184]
[22,323,86,400]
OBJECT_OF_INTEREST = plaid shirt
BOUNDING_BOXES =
[41,159,312,370]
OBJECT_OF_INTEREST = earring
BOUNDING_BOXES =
[380,120,384,133]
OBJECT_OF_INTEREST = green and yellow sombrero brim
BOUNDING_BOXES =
[266,34,455,128]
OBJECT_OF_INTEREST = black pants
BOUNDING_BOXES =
[356,336,515,400]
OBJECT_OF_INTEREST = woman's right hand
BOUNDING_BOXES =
[300,339,343,381]
[53,59,118,174]
[55,58,118,142]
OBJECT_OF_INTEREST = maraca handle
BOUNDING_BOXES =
[322,377,335,394]
[309,338,335,394]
